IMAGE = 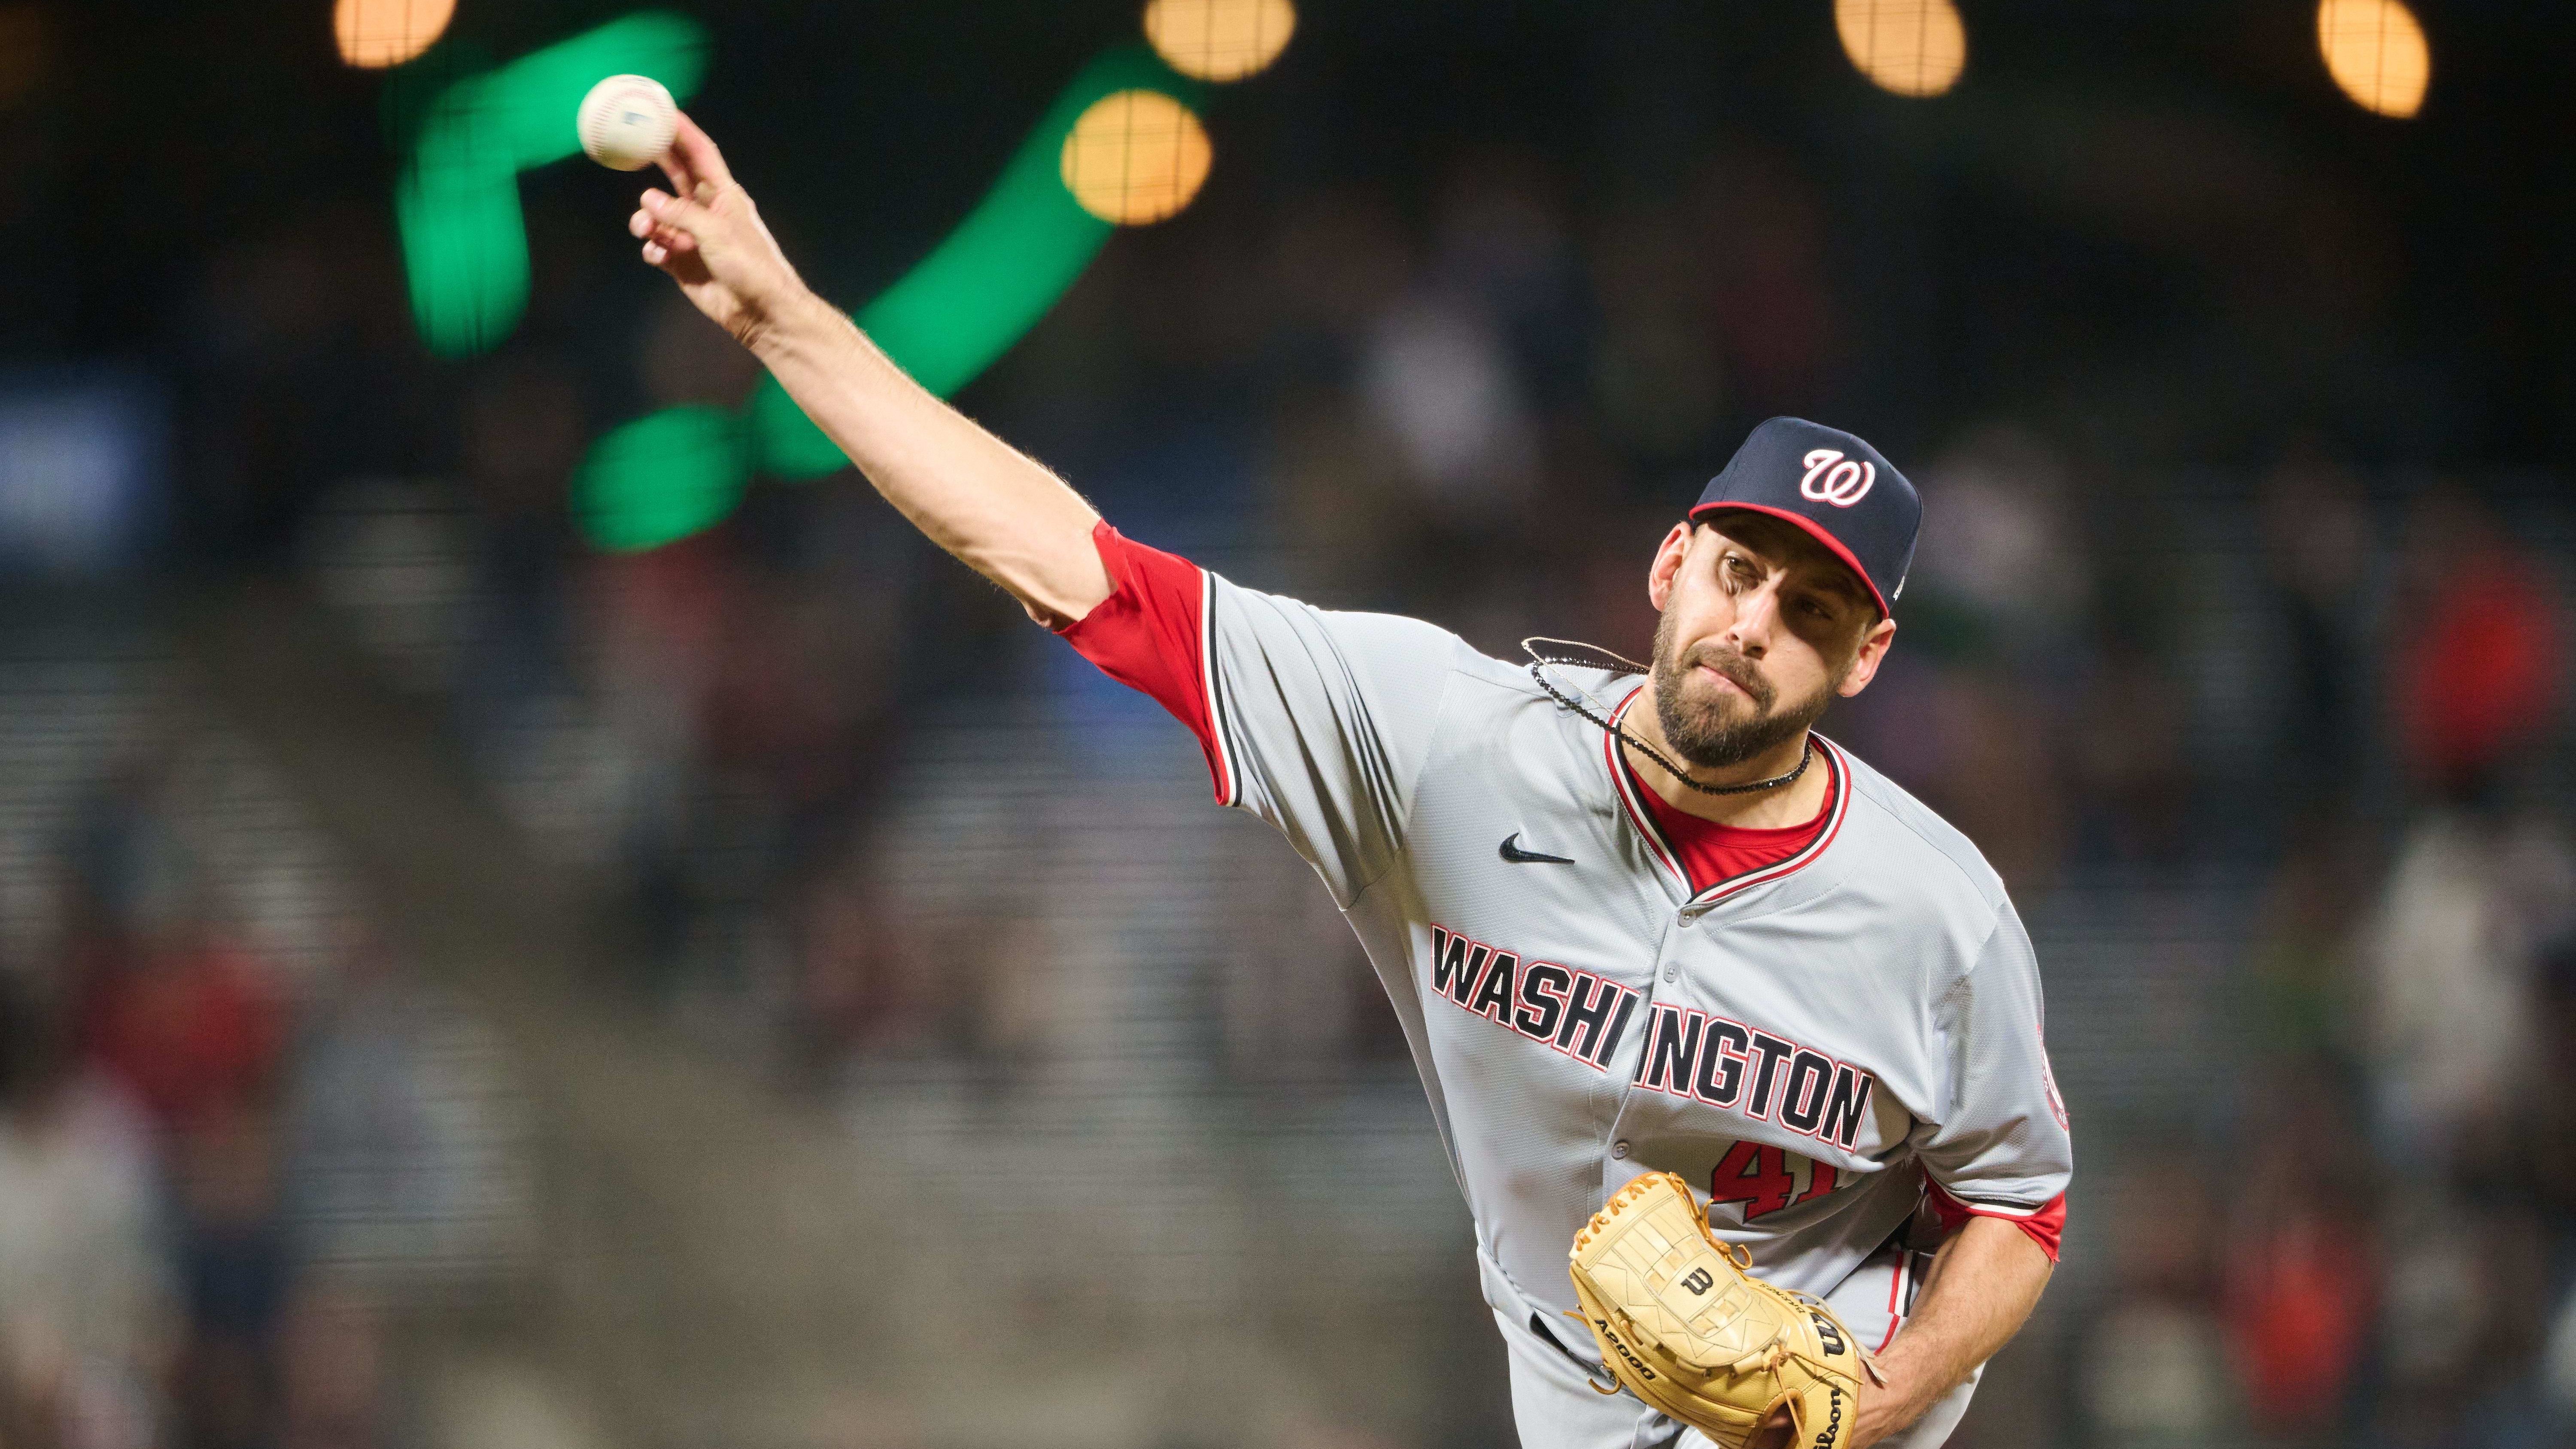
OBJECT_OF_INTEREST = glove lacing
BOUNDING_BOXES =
[1697,1224,1889,1389]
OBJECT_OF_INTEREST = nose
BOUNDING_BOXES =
[1726,583,1781,658]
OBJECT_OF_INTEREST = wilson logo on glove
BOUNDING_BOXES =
[1810,1387,1844,1449]
[1567,1173,1880,1449]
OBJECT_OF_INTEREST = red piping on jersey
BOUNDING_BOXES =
[1195,567,1238,806]
[1601,685,1851,905]
[1603,688,1686,887]
[1877,1253,1907,1354]
[1631,748,1844,899]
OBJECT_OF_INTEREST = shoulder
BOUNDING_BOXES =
[1825,741,2012,921]
[1442,654,1651,745]
[1212,576,1461,654]
[1210,577,1551,699]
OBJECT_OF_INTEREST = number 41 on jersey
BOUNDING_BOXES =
[1709,1140,1838,1222]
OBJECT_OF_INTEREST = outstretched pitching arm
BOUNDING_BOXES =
[628,114,1114,628]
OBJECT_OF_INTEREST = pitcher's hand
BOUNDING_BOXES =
[629,113,808,348]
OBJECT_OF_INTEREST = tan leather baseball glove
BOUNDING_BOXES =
[1568,1172,1880,1449]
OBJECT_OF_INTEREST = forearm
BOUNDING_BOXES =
[748,289,1112,627]
[628,121,1115,623]
[1854,1216,2053,1447]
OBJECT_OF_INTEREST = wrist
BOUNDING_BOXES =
[1849,1363,1921,1449]
[740,284,838,360]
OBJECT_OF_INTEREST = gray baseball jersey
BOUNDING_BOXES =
[1060,522,2073,1448]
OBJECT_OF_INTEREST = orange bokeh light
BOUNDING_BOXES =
[334,0,455,69]
[1060,90,1213,226]
[1834,0,1967,99]
[2317,0,2429,118]
[1142,0,1295,83]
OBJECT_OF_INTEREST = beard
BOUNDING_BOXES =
[1649,607,1838,772]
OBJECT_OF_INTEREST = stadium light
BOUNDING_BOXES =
[1142,0,1294,82]
[2317,0,2429,118]
[1834,0,1966,99]
[336,0,456,69]
[1060,90,1213,225]
[765,45,1203,461]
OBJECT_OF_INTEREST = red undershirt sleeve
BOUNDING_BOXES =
[1055,519,1231,802]
[1924,1174,2065,1263]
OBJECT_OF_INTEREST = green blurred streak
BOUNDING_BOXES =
[397,164,525,358]
[479,11,708,169]
[748,45,1202,477]
[863,45,1193,394]
[397,12,708,357]
[575,406,749,553]
[745,371,851,479]
[577,43,1205,551]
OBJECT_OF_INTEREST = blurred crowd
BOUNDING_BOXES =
[0,751,523,1449]
[2080,479,2576,1449]
[6,29,2573,1446]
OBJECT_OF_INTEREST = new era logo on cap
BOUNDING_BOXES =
[1688,417,1922,618]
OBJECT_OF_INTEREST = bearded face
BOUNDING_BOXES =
[1649,600,1843,772]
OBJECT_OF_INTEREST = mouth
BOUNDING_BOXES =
[1694,660,1761,705]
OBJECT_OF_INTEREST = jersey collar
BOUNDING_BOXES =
[1601,683,1853,909]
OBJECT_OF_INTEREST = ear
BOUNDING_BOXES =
[1647,522,1695,612]
[1835,617,1898,698]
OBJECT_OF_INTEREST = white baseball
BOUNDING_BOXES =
[577,74,678,172]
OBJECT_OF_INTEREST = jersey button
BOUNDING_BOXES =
[1611,1139,1631,1159]
[1662,966,1678,983]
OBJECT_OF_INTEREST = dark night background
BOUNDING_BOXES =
[4,4,2576,1449]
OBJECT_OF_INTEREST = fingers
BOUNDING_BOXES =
[629,225,692,276]
[651,113,732,198]
[638,187,706,236]
[639,237,700,270]
[628,194,699,252]
[653,146,697,200]
[631,189,708,258]
[632,125,733,276]
[668,113,735,188]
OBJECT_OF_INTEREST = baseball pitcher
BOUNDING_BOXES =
[623,115,2071,1449]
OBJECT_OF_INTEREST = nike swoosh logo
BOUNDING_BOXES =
[1500,832,1575,865]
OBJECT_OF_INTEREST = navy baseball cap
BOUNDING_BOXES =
[1687,416,1921,619]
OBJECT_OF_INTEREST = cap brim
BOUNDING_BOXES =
[1687,502,1891,619]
